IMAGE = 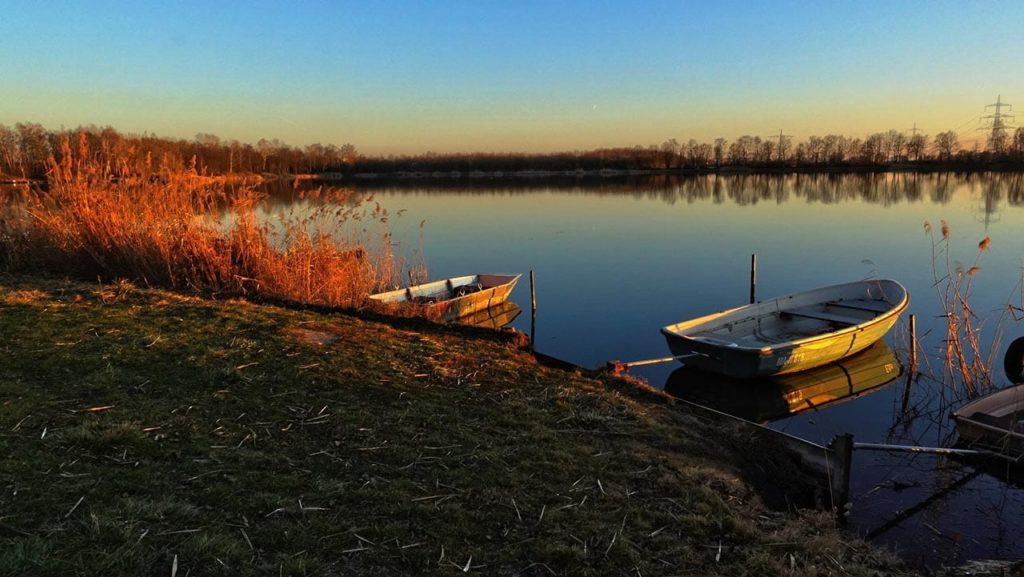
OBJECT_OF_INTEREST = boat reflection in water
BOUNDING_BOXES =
[455,301,522,330]
[664,340,902,423]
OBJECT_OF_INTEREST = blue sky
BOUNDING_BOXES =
[1,1,1021,153]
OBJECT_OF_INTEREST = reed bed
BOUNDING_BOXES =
[0,135,399,307]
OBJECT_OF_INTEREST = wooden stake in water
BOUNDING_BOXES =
[749,254,757,304]
[829,433,853,513]
[909,314,917,372]
[902,314,917,413]
[530,270,537,347]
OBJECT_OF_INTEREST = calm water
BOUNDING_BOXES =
[310,172,1024,567]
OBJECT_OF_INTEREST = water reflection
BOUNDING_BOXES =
[664,341,902,423]
[272,171,1024,209]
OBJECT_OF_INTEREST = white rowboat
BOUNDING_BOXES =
[369,273,521,321]
[661,279,909,379]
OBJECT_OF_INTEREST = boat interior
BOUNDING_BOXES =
[970,412,1024,433]
[370,274,519,304]
[411,277,484,304]
[962,391,1024,434]
[685,297,892,347]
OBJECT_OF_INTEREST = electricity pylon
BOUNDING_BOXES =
[767,129,792,162]
[980,95,1014,153]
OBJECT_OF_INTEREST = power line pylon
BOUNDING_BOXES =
[905,123,926,160]
[767,129,792,162]
[980,95,1015,153]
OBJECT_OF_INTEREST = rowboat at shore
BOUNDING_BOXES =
[665,340,901,422]
[369,273,521,321]
[661,279,909,379]
[953,384,1024,458]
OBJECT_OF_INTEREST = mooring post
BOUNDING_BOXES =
[902,315,917,413]
[829,433,854,518]
[749,253,757,304]
[908,314,917,373]
[530,270,537,348]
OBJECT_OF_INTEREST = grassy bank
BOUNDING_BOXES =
[0,275,909,576]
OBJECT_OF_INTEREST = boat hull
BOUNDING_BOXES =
[457,301,522,330]
[662,279,908,379]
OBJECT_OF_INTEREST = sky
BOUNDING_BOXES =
[1,0,1022,155]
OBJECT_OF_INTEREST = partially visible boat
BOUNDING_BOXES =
[953,384,1024,457]
[369,273,521,321]
[665,340,901,422]
[661,279,908,379]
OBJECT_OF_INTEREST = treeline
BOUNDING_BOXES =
[361,129,1024,173]
[0,123,357,180]
[4,122,1024,181]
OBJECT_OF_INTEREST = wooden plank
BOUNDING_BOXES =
[781,308,859,326]
[825,300,889,313]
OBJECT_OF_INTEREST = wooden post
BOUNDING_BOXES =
[530,270,537,348]
[902,314,918,413]
[828,434,854,518]
[908,314,917,373]
[749,254,757,304]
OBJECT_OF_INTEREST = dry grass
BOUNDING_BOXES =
[924,221,999,395]
[0,134,398,307]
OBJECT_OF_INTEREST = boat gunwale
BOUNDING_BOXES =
[952,384,1024,418]
[660,279,909,355]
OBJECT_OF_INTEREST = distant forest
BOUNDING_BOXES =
[3,122,1024,181]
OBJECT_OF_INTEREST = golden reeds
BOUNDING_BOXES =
[924,221,996,395]
[0,135,400,308]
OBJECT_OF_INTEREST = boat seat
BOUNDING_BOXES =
[970,411,1024,433]
[780,308,860,326]
[825,300,889,314]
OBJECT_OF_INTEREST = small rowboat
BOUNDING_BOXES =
[661,279,909,379]
[953,384,1024,458]
[369,273,521,321]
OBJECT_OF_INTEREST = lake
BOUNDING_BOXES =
[275,172,1022,564]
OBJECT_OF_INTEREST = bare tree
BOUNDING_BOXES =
[713,138,726,168]
[728,135,755,164]
[861,133,886,164]
[933,131,959,162]
[884,130,907,162]
[659,138,680,169]
[906,133,928,162]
